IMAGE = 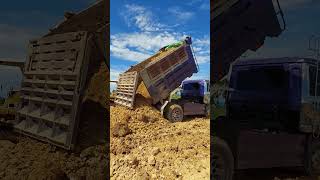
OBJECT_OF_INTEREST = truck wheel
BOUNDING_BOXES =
[304,137,320,176]
[212,137,234,180]
[311,140,320,175]
[166,104,183,122]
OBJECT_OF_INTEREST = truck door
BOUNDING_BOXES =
[237,130,306,169]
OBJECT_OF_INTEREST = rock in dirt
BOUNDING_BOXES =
[151,147,160,156]
[112,122,132,137]
[148,156,156,166]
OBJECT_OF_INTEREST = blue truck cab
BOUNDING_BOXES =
[181,79,210,103]
[162,79,210,122]
[228,57,320,132]
[213,57,320,174]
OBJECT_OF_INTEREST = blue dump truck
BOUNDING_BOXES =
[211,0,286,179]
[164,79,210,122]
[114,37,210,121]
[214,57,320,179]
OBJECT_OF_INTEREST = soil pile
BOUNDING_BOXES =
[0,137,108,180]
[110,100,210,179]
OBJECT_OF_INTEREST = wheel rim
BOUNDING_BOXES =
[212,153,226,180]
[171,108,183,122]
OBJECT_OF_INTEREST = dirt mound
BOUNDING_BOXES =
[0,137,108,180]
[110,101,210,179]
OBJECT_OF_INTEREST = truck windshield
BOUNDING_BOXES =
[235,66,289,92]
[183,83,200,91]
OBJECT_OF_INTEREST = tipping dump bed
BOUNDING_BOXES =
[14,31,90,150]
[140,44,197,104]
[211,0,284,82]
[115,42,198,108]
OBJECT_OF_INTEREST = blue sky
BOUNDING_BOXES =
[110,0,210,91]
[0,0,94,97]
[242,0,320,59]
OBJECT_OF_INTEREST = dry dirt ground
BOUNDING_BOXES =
[0,136,108,180]
[110,97,210,180]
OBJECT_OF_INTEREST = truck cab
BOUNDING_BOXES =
[214,57,320,179]
[228,57,319,133]
[163,79,210,122]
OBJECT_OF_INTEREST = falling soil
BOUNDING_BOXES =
[110,96,210,180]
[135,82,153,107]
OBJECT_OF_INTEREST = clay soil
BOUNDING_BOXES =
[110,94,210,180]
[0,136,108,180]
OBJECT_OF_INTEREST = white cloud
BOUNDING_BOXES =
[122,4,166,32]
[192,37,210,64]
[111,32,183,62]
[168,7,194,22]
[111,32,210,64]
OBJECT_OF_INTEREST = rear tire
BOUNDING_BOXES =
[304,136,320,176]
[166,104,183,122]
[212,137,234,180]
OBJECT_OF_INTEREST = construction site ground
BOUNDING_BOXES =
[110,93,210,180]
[0,132,108,180]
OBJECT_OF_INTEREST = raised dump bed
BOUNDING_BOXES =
[114,37,198,108]
[211,0,285,82]
[14,31,92,150]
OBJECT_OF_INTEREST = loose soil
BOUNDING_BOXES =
[0,136,108,180]
[110,98,210,180]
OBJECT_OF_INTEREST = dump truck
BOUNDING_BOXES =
[164,79,210,121]
[211,0,286,179]
[0,0,109,150]
[114,37,210,121]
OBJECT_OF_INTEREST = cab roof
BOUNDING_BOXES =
[233,57,319,66]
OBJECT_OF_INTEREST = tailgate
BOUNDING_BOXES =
[14,31,90,150]
[114,71,139,109]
